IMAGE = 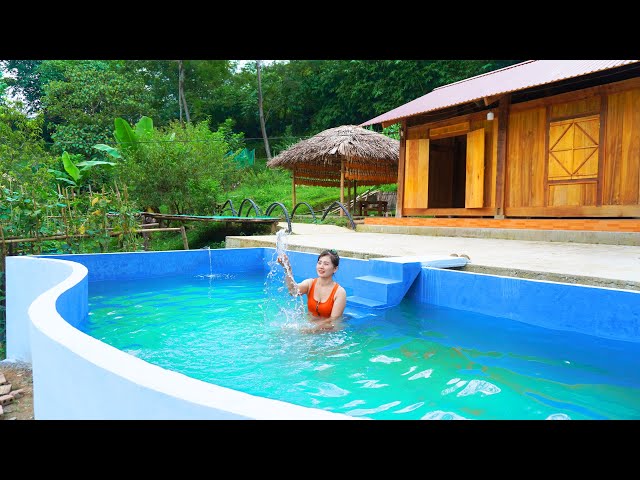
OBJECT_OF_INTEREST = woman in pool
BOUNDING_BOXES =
[278,249,347,332]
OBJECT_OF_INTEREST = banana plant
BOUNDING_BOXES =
[49,150,117,187]
[51,116,155,187]
[113,115,155,153]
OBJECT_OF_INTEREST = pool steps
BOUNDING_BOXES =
[347,255,468,309]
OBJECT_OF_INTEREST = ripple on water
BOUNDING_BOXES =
[421,410,468,420]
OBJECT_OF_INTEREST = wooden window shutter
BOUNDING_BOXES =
[548,115,600,181]
[465,128,485,208]
[403,138,430,209]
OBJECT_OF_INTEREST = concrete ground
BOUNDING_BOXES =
[225,222,640,292]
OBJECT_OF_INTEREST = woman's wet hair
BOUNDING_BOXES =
[319,249,340,267]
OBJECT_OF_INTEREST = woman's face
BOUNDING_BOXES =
[316,254,337,278]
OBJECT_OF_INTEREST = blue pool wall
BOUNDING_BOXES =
[5,246,640,419]
[53,248,269,282]
[18,245,640,345]
[48,248,370,289]
[406,267,640,343]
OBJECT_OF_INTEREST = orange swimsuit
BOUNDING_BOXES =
[307,278,340,318]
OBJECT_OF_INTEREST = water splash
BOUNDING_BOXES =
[266,229,289,285]
[275,228,289,259]
[261,228,308,330]
[192,246,214,297]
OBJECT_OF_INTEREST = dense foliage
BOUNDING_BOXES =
[2,60,521,153]
[120,119,242,215]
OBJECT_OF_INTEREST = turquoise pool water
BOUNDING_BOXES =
[80,271,640,420]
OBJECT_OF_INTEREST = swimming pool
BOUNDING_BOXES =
[83,270,640,420]
[5,246,640,419]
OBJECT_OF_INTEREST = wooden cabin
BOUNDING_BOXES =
[360,60,640,221]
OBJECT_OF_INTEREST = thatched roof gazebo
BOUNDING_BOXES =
[266,125,399,212]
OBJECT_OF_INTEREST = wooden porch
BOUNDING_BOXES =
[358,217,640,246]
[362,217,640,232]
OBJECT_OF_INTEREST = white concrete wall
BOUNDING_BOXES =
[5,256,354,420]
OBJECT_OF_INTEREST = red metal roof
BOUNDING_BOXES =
[360,60,640,126]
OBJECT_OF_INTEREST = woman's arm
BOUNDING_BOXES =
[277,253,309,296]
[329,286,347,319]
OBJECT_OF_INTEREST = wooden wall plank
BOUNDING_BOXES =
[495,95,510,216]
[510,77,640,114]
[489,118,498,209]
[548,183,597,206]
[621,90,640,204]
[429,121,470,139]
[406,125,429,140]
[396,120,407,217]
[604,89,640,205]
[505,205,640,217]
[506,107,546,208]
[403,207,497,217]
[551,96,601,119]
[604,91,623,204]
[398,205,640,217]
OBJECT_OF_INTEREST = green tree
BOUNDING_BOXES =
[120,119,241,215]
[0,104,56,196]
[214,60,521,149]
[41,60,156,161]
[216,118,246,152]
[3,59,522,165]
[119,60,237,129]
[0,79,7,104]
[0,60,45,114]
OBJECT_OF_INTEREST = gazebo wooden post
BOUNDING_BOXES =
[353,180,357,215]
[340,159,345,216]
[291,169,297,210]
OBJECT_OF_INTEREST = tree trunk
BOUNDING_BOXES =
[178,60,191,125]
[257,60,272,160]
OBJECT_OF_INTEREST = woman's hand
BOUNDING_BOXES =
[278,252,293,270]
[278,254,292,275]
[278,253,299,295]
[302,317,344,334]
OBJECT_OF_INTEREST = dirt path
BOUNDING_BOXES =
[0,362,34,420]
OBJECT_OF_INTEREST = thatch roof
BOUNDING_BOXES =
[266,125,399,187]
